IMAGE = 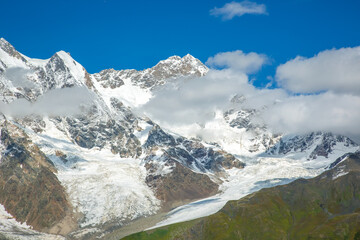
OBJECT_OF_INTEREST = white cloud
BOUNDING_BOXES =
[140,49,360,142]
[0,87,95,117]
[260,92,360,136]
[276,46,360,95]
[210,1,267,20]
[206,50,268,74]
[139,69,251,125]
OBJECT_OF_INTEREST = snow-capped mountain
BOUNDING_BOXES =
[93,54,208,91]
[0,38,359,239]
[0,38,240,238]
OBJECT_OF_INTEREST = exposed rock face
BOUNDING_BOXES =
[144,125,176,149]
[125,152,360,240]
[15,115,46,133]
[93,68,125,89]
[60,115,142,158]
[267,132,358,159]
[144,124,244,172]
[145,160,219,209]
[0,117,74,233]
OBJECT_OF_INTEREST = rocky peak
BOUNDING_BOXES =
[0,38,27,64]
[42,51,86,90]
[47,53,68,73]
[150,54,208,79]
[132,54,208,89]
[0,38,28,71]
[93,54,208,90]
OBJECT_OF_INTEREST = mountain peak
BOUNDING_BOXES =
[0,37,27,64]
[182,53,196,60]
[53,50,73,62]
[156,54,208,72]
[161,54,200,64]
[44,50,87,87]
[166,55,182,61]
[0,37,8,44]
[147,54,208,81]
[0,38,12,47]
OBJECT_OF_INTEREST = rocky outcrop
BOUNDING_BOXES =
[0,117,75,233]
[93,68,125,89]
[58,115,142,158]
[145,159,219,209]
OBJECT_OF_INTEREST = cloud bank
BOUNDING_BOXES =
[210,1,267,20]
[206,50,268,74]
[276,46,360,95]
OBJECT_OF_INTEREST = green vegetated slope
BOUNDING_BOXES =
[123,153,360,240]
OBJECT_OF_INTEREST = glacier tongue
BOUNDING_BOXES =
[28,119,160,228]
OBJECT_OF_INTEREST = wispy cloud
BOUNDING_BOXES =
[4,67,36,88]
[206,50,268,74]
[0,87,95,117]
[210,1,267,20]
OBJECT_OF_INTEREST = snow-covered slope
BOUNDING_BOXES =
[28,118,160,228]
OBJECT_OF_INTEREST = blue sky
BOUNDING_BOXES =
[1,0,360,87]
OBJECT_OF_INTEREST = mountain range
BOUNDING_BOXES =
[0,38,359,239]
